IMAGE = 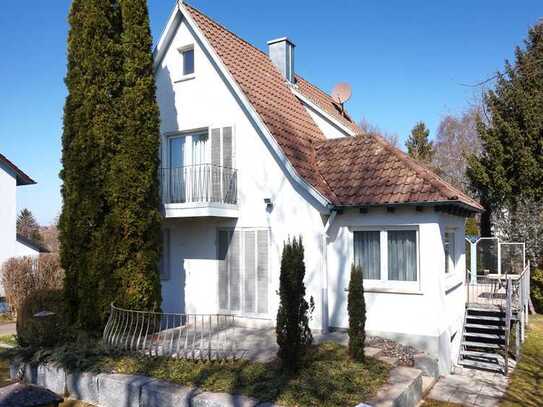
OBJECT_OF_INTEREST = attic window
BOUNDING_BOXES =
[178,45,194,77]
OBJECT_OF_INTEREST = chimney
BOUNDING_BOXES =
[267,37,295,83]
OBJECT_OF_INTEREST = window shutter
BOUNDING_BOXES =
[243,231,256,313]
[218,230,230,310]
[229,231,241,311]
[257,230,269,314]
[160,229,170,281]
[211,128,221,202]
[222,127,233,168]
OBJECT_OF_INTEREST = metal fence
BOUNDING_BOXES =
[103,304,241,360]
[160,165,237,205]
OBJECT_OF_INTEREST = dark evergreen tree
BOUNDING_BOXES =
[348,264,366,362]
[17,209,42,244]
[59,0,122,331]
[406,121,433,163]
[276,237,314,372]
[467,22,543,236]
[107,0,162,310]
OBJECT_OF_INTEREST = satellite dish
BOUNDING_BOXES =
[331,82,352,105]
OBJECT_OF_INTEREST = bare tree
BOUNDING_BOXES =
[359,116,401,148]
[432,106,482,193]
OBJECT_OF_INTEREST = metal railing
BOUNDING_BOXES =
[103,304,241,360]
[160,165,237,205]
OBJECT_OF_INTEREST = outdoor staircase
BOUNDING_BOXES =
[458,305,508,374]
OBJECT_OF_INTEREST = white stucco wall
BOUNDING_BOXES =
[0,164,17,273]
[14,240,40,258]
[156,15,326,329]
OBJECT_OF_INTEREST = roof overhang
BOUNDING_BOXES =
[0,153,36,186]
[16,234,49,253]
[334,200,484,216]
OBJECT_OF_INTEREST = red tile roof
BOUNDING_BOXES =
[0,153,35,186]
[183,4,483,212]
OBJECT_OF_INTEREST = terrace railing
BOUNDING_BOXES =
[160,165,237,205]
[103,304,241,360]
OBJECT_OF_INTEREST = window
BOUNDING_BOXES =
[181,47,194,76]
[353,228,419,283]
[444,231,456,274]
[353,231,381,279]
[218,229,269,315]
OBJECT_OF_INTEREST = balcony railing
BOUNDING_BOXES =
[160,165,237,205]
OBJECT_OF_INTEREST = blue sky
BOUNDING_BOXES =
[1,1,541,225]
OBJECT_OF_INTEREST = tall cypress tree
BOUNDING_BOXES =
[59,0,122,331]
[107,0,162,310]
[467,22,543,236]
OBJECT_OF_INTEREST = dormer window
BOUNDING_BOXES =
[178,45,194,77]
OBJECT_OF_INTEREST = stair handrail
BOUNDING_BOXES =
[504,277,513,375]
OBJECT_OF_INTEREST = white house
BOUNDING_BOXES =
[0,153,44,295]
[153,2,484,374]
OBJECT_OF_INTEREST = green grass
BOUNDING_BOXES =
[0,314,14,325]
[500,314,543,407]
[422,400,465,407]
[2,341,390,407]
[0,335,17,347]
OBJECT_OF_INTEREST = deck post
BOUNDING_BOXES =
[470,240,477,285]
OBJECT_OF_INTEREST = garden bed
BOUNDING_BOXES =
[3,341,391,407]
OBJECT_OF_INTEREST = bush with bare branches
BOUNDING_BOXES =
[1,254,64,317]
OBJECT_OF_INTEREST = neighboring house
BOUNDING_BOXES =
[0,153,43,295]
[153,1,483,374]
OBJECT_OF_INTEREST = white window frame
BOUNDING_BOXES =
[217,227,271,318]
[176,44,195,82]
[351,225,421,292]
[165,128,209,168]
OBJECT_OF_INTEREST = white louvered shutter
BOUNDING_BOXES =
[243,231,256,313]
[218,230,230,310]
[211,128,221,202]
[257,230,269,314]
[229,231,241,311]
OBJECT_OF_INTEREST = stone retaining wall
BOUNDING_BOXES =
[10,359,424,407]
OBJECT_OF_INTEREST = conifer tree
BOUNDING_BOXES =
[467,22,543,236]
[59,0,122,331]
[17,209,42,243]
[348,264,366,362]
[406,121,433,163]
[276,237,314,372]
[107,0,162,310]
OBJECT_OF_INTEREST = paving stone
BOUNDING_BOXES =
[475,394,500,407]
[365,346,383,358]
[192,391,260,407]
[37,364,66,395]
[66,371,100,405]
[98,373,153,407]
[140,379,195,407]
[368,366,423,407]
[413,353,439,378]
[448,390,478,406]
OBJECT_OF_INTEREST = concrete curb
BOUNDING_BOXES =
[10,359,424,407]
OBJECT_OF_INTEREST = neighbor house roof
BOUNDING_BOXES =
[0,153,36,186]
[16,234,49,253]
[183,3,483,213]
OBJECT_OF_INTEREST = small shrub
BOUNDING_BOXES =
[1,254,63,317]
[17,289,69,348]
[276,237,314,372]
[348,264,366,361]
[531,268,543,313]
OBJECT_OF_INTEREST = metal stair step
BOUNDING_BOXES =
[466,315,505,322]
[465,332,506,341]
[459,359,504,372]
[465,323,505,330]
[460,350,503,360]
[462,341,501,349]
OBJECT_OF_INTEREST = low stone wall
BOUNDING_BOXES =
[10,359,425,407]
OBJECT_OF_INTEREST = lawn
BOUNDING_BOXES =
[1,341,390,407]
[500,314,543,407]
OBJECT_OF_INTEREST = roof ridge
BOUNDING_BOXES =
[184,3,269,58]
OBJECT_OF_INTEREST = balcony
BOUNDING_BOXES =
[160,164,238,218]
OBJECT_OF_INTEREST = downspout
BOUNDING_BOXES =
[321,210,337,333]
